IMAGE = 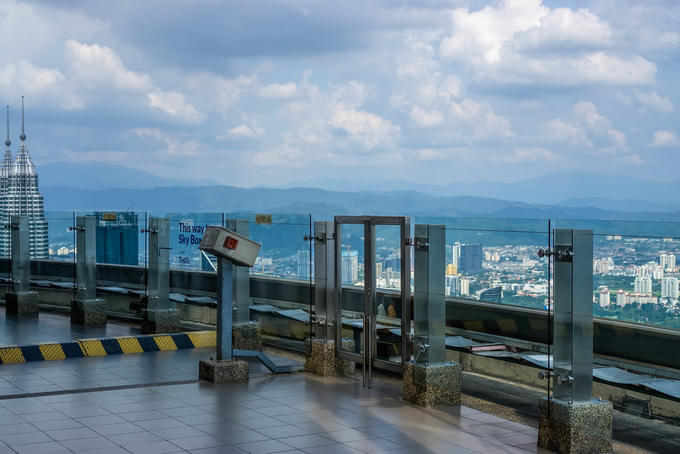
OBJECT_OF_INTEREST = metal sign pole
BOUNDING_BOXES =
[217,256,233,361]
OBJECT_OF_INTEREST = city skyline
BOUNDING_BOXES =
[0,1,678,189]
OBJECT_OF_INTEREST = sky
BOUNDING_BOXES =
[1,0,679,188]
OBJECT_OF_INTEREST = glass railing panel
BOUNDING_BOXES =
[338,222,364,357]
[553,218,680,330]
[75,211,146,266]
[415,216,551,309]
[225,213,313,350]
[146,212,223,271]
[374,224,403,363]
[45,211,76,263]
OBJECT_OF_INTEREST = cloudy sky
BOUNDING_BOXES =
[2,0,679,187]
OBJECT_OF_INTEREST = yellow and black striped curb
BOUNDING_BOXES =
[0,331,216,365]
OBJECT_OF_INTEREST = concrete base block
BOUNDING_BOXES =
[142,309,180,334]
[403,361,462,407]
[71,298,107,325]
[538,398,613,454]
[5,291,39,315]
[199,359,249,383]
[233,322,262,351]
[304,339,355,377]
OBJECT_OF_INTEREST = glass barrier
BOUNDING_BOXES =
[225,213,313,350]
[74,211,146,266]
[151,212,224,271]
[45,211,77,263]
[415,216,551,310]
[553,219,680,330]
[338,222,365,357]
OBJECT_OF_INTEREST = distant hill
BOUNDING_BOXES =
[38,161,218,189]
[41,184,680,222]
[290,172,680,206]
[36,161,680,221]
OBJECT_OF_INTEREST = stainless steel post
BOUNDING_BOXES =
[217,256,234,361]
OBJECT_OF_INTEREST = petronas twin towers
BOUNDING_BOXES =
[0,97,48,258]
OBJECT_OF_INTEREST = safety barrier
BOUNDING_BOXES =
[0,331,216,364]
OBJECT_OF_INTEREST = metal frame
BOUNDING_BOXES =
[334,216,411,382]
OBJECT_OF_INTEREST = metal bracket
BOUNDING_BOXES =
[68,226,86,232]
[303,232,333,242]
[557,375,574,386]
[3,224,19,230]
[141,228,158,234]
[414,237,429,250]
[537,247,573,262]
[538,371,555,380]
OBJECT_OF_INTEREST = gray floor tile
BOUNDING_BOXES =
[12,441,70,454]
[92,422,147,436]
[58,436,120,453]
[302,444,364,454]
[256,424,309,439]
[279,434,335,449]
[107,430,166,447]
[171,434,230,450]
[127,440,187,454]
[1,431,52,446]
[44,427,100,441]
[235,439,294,454]
[151,425,206,440]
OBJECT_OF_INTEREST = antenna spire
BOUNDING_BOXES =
[5,105,10,148]
[20,96,26,142]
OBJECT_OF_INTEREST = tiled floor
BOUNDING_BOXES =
[0,372,547,454]
[0,348,206,396]
[0,310,140,346]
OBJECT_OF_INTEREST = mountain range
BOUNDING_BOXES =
[38,161,680,221]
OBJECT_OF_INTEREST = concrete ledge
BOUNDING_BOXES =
[71,298,106,325]
[403,361,462,407]
[199,359,248,383]
[538,397,613,454]
[5,291,39,315]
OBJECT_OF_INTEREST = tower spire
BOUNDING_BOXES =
[20,96,26,142]
[5,105,10,148]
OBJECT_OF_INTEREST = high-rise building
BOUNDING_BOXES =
[634,275,653,295]
[660,253,676,272]
[0,99,48,258]
[479,286,502,304]
[459,243,483,274]
[451,243,461,268]
[341,249,359,284]
[599,287,610,308]
[95,212,139,265]
[296,249,310,280]
[661,277,679,299]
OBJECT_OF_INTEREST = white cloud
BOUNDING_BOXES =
[542,101,626,152]
[147,88,202,123]
[500,147,559,164]
[450,98,514,140]
[409,107,444,127]
[228,123,264,138]
[258,82,298,99]
[649,130,680,148]
[0,60,65,94]
[633,90,674,113]
[250,144,306,167]
[329,107,399,149]
[439,1,656,87]
[279,78,398,153]
[0,60,82,109]
[65,40,151,91]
